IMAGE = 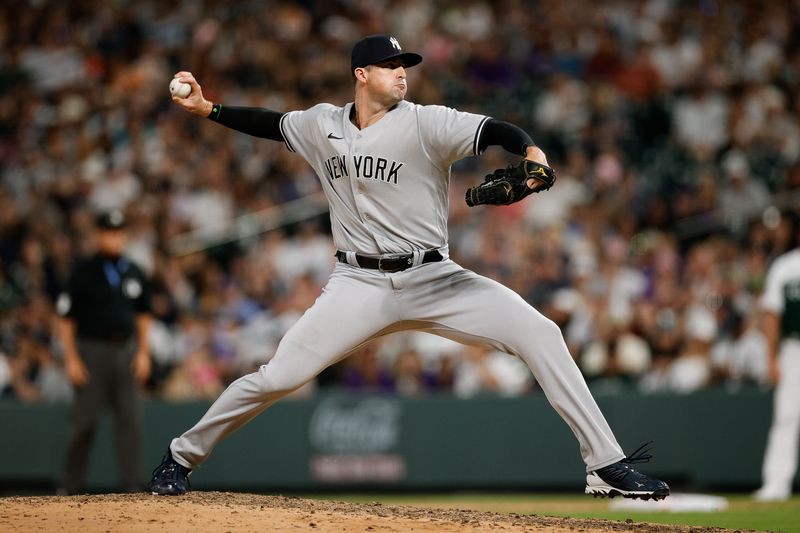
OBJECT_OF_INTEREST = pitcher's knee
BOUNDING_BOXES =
[504,314,568,359]
[255,364,304,395]
[539,316,564,338]
[511,312,563,342]
[251,337,339,395]
[256,345,326,395]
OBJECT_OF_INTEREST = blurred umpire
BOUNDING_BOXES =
[55,209,152,494]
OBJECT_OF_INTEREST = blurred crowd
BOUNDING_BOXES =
[1,0,800,403]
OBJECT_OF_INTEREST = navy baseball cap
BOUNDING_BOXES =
[95,209,126,230]
[351,35,423,72]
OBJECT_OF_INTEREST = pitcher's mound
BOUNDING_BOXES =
[0,492,733,532]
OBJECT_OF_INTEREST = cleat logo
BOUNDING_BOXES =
[634,481,644,487]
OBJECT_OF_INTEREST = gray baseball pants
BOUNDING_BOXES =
[171,260,625,472]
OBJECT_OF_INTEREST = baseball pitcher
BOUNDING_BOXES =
[149,35,669,500]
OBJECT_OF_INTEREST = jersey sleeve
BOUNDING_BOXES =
[417,105,490,168]
[760,257,785,313]
[278,103,335,159]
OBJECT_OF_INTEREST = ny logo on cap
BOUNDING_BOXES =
[109,210,124,226]
[389,37,401,50]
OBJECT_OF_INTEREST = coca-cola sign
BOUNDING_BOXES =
[309,397,401,453]
[310,453,406,482]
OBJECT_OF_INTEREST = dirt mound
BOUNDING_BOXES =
[0,492,744,532]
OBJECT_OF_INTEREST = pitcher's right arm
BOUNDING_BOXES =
[171,71,285,141]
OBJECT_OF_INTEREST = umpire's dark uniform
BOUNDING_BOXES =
[56,210,151,494]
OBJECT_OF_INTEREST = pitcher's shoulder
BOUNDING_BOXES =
[402,101,439,113]
[301,102,345,118]
[411,102,468,119]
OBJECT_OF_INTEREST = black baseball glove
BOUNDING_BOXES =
[465,160,557,207]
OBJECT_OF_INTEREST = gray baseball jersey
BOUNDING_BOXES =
[279,101,489,255]
[169,99,626,476]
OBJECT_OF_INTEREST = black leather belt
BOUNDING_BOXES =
[336,250,443,272]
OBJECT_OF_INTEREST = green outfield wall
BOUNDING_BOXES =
[0,388,792,492]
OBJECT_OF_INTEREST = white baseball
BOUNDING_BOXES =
[169,78,191,98]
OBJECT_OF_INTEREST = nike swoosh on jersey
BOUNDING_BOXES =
[328,133,343,139]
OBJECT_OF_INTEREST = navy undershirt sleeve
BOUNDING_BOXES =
[477,118,534,157]
[207,104,285,142]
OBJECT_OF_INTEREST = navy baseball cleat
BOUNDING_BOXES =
[585,442,670,500]
[148,447,192,495]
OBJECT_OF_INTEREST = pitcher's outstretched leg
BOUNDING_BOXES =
[148,264,399,495]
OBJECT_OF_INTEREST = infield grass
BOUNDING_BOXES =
[307,493,800,532]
